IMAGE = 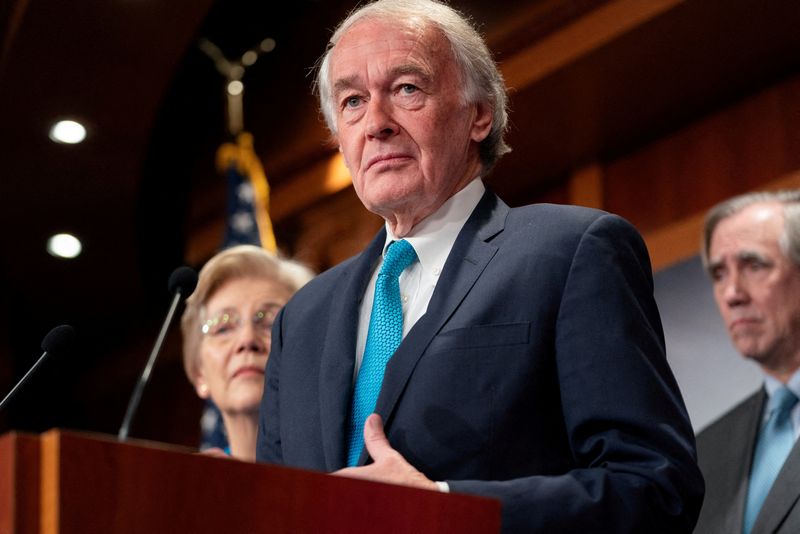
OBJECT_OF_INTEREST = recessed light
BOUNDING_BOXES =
[49,120,87,144]
[47,233,82,259]
[227,80,244,96]
[241,50,258,66]
[260,38,276,53]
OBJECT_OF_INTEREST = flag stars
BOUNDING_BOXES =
[231,211,255,233]
[237,183,255,203]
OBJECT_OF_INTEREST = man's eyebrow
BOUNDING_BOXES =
[332,75,360,98]
[708,250,771,274]
[332,65,432,97]
[736,250,770,263]
[389,64,432,84]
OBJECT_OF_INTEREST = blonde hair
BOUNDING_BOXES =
[180,245,314,383]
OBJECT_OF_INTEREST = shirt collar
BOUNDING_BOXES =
[382,179,485,274]
[764,369,800,403]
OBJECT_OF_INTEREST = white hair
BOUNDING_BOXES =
[702,189,800,271]
[315,0,510,171]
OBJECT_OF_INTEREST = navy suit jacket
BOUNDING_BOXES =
[257,191,703,532]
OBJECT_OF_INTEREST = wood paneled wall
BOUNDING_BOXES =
[605,74,800,235]
[602,74,800,269]
[273,74,800,274]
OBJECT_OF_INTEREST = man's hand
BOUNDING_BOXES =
[198,447,230,459]
[334,413,438,491]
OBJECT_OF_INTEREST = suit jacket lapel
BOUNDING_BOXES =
[319,229,386,471]
[364,191,508,464]
[729,390,766,533]
[755,409,800,533]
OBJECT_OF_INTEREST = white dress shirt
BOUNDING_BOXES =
[354,178,486,377]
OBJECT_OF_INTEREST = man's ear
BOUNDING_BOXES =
[470,101,493,143]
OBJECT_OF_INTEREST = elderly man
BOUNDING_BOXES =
[695,190,800,534]
[256,0,703,531]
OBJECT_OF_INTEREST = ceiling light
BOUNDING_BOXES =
[227,80,244,96]
[260,38,276,53]
[241,50,258,66]
[47,233,82,259]
[49,120,87,144]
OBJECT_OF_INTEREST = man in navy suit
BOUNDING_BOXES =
[256,0,703,531]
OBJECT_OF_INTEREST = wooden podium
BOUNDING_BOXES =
[0,430,500,533]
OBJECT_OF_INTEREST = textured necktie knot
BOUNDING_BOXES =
[743,387,798,534]
[380,239,418,278]
[346,239,417,467]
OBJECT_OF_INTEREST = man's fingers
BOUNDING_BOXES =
[363,413,392,460]
[335,414,437,491]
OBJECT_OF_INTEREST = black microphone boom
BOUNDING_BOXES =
[0,324,76,412]
[118,266,197,441]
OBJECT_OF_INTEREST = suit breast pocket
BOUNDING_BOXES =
[426,321,531,354]
[394,321,541,477]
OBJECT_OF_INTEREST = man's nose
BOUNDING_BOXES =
[365,97,398,140]
[722,270,749,307]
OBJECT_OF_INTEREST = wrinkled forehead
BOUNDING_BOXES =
[710,202,786,256]
[717,202,785,239]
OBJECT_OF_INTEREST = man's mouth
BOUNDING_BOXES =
[366,153,411,171]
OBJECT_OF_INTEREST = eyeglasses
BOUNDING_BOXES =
[201,304,282,339]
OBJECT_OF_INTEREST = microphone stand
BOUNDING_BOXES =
[118,290,183,441]
[0,324,75,413]
[0,351,52,412]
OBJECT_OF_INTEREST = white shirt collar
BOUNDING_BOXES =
[764,369,800,402]
[382,179,486,275]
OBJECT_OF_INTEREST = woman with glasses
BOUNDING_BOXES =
[180,244,314,461]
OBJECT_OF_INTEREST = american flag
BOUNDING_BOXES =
[200,132,277,451]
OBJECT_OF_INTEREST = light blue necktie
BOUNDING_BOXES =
[346,239,417,467]
[743,387,799,534]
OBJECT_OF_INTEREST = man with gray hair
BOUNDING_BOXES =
[257,1,703,531]
[696,190,800,534]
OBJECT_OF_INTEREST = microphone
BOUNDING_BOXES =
[118,266,197,441]
[0,325,76,413]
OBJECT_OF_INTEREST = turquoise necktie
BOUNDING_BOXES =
[743,387,798,534]
[346,239,417,467]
